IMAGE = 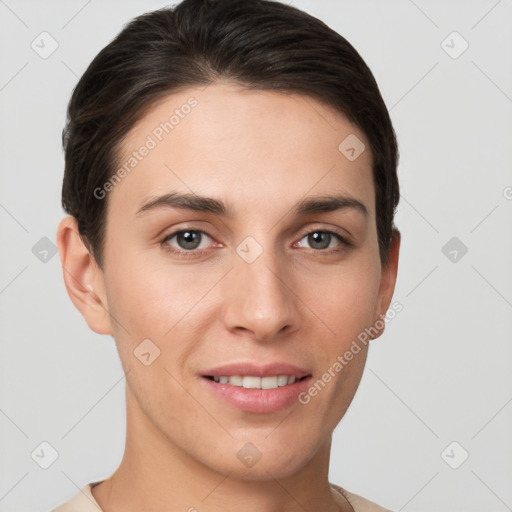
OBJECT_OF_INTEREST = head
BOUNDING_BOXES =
[57,0,400,480]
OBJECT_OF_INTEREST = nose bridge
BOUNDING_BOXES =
[223,235,300,340]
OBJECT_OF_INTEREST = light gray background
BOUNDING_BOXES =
[1,0,511,511]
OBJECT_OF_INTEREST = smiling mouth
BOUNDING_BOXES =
[203,375,310,390]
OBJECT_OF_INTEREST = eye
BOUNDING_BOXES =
[160,227,351,258]
[162,229,214,255]
[295,230,349,252]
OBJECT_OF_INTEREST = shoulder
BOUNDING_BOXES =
[52,482,103,512]
[331,483,394,512]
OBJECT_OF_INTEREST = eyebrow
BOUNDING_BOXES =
[136,191,368,219]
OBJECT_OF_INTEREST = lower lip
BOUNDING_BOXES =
[201,376,312,414]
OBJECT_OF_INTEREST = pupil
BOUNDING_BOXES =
[309,231,330,250]
[179,231,200,250]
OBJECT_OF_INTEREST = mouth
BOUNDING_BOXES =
[198,361,313,414]
[199,363,313,413]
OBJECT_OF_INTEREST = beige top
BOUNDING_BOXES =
[53,481,393,512]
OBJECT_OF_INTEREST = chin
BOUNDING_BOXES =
[217,458,311,482]
[204,439,317,481]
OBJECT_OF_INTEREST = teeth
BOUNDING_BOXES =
[229,375,243,386]
[261,376,278,389]
[277,375,289,386]
[243,376,261,389]
[211,375,300,389]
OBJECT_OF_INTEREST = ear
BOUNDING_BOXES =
[56,216,113,335]
[371,229,401,340]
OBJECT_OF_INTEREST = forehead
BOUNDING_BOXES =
[109,82,375,220]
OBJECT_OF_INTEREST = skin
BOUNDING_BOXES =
[57,81,400,512]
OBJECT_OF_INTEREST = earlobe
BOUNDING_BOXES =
[371,229,401,340]
[56,216,113,335]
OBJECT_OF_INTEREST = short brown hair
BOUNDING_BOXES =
[61,0,400,268]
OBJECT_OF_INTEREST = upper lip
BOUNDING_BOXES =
[201,362,311,379]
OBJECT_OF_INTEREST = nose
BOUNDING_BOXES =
[221,243,302,342]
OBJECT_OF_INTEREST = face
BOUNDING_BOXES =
[84,82,398,479]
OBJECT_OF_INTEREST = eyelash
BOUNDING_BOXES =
[160,228,352,258]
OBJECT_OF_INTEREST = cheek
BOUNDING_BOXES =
[297,254,380,408]
[306,258,381,340]
[104,251,215,340]
[297,267,376,426]
[103,254,210,421]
